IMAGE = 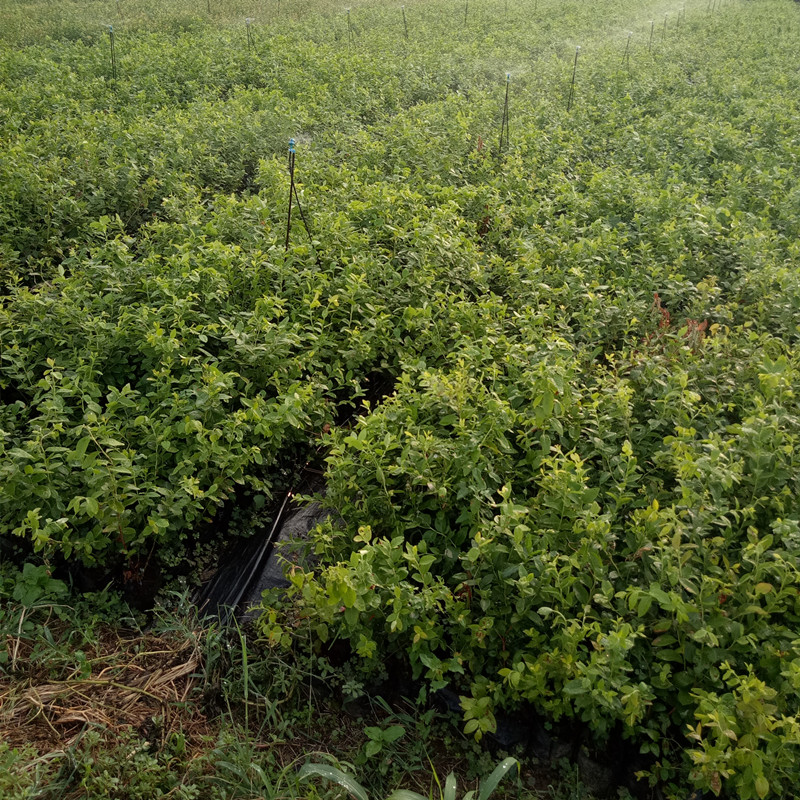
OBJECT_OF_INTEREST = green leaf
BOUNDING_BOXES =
[382,725,405,744]
[443,772,457,800]
[652,634,677,647]
[755,775,769,799]
[315,623,329,643]
[75,435,91,459]
[478,757,519,800]
[563,678,587,696]
[344,607,359,626]
[464,718,480,734]
[649,585,670,605]
[298,764,369,800]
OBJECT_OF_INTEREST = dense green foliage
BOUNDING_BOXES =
[0,564,538,800]
[3,0,800,797]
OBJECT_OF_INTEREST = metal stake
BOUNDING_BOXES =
[499,73,510,152]
[566,46,580,112]
[108,25,117,81]
[285,139,296,251]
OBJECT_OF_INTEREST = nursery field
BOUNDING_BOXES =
[2,0,800,797]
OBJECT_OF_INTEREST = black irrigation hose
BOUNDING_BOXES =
[293,183,315,247]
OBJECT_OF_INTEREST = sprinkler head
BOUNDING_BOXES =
[506,72,511,81]
[576,45,581,52]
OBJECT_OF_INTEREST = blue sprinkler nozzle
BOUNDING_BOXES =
[289,138,296,153]
[506,72,511,81]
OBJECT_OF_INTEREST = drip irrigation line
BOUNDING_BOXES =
[293,183,315,248]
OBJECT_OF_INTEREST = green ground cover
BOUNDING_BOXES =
[2,0,800,796]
